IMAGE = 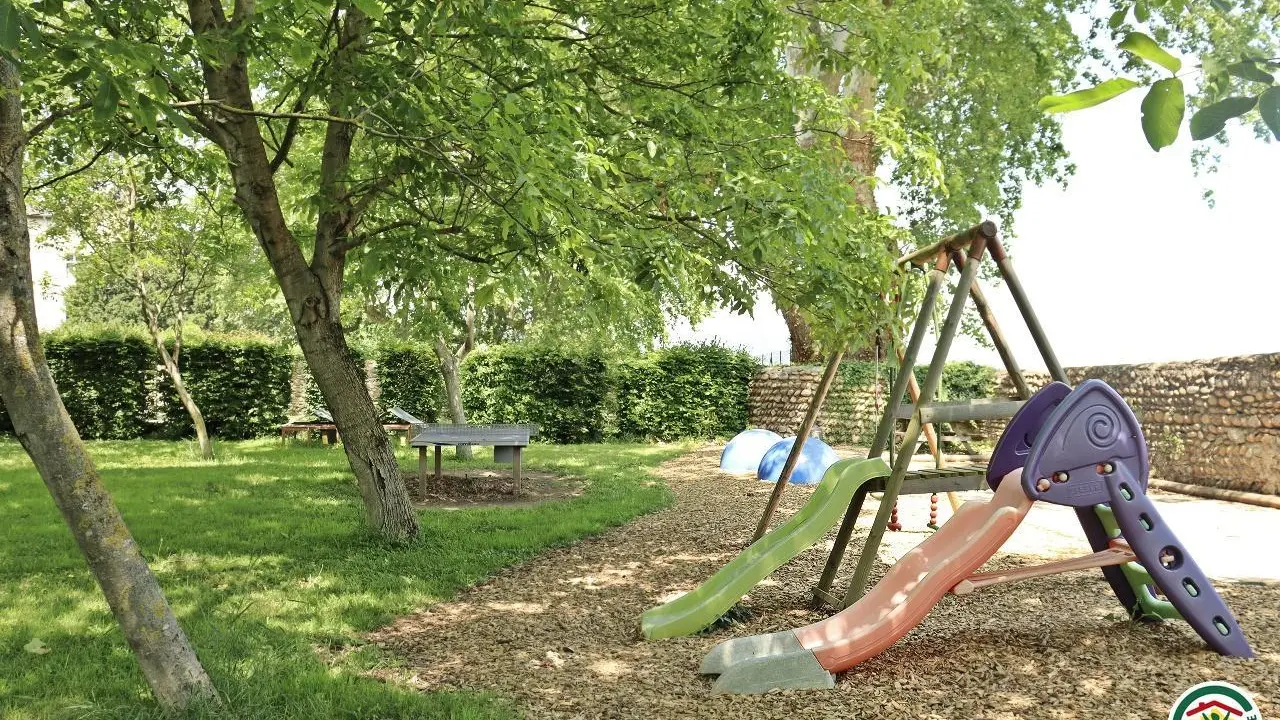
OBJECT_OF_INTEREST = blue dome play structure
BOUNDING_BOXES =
[719,429,784,473]
[756,436,840,486]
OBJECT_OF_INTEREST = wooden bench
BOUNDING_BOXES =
[280,421,413,444]
[410,423,537,492]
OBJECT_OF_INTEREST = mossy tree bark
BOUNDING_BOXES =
[0,55,218,712]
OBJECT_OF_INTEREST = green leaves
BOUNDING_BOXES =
[1140,78,1185,150]
[0,0,19,52]
[1227,61,1275,84]
[1108,6,1129,29]
[1260,87,1280,140]
[91,75,118,121]
[1119,32,1181,74]
[1039,78,1140,113]
[1189,96,1256,139]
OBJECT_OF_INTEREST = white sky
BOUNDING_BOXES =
[669,95,1280,369]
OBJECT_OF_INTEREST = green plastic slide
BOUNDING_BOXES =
[640,457,890,640]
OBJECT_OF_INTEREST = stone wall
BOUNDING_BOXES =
[748,354,1280,495]
[748,365,889,446]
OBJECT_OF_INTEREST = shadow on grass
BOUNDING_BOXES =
[0,438,692,719]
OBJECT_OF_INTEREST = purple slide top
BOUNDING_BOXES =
[987,381,1140,615]
[1022,379,1148,506]
[986,382,1071,491]
[1026,380,1253,658]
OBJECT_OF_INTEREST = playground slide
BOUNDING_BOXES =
[640,457,890,640]
[701,469,1033,694]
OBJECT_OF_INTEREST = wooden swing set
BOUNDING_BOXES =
[752,220,1078,609]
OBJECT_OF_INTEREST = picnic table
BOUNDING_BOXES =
[280,407,414,444]
[409,422,537,492]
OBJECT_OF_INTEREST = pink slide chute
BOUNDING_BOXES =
[797,469,1033,672]
[703,469,1035,692]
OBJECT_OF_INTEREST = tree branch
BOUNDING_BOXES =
[25,144,111,195]
[27,100,93,140]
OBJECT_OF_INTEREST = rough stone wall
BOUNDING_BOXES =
[747,365,889,445]
[749,354,1279,495]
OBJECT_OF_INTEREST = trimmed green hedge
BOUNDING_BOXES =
[462,345,611,443]
[911,360,998,401]
[154,336,293,439]
[0,331,766,444]
[45,329,154,440]
[0,328,291,440]
[616,344,760,441]
[375,343,445,423]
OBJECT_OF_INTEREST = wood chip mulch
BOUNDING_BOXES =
[369,446,1280,719]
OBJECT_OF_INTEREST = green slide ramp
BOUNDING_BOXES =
[640,457,890,640]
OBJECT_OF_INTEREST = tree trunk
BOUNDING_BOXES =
[788,16,885,360]
[302,313,420,540]
[0,56,218,712]
[185,0,418,542]
[161,353,214,460]
[779,304,819,363]
[433,338,472,460]
[142,307,214,460]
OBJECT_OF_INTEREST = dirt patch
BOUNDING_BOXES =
[407,470,585,509]
[371,445,1280,719]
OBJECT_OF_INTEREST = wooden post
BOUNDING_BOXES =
[952,249,1031,399]
[418,446,428,496]
[815,255,946,599]
[512,446,522,493]
[751,350,844,542]
[434,445,443,483]
[867,256,949,458]
[812,483,871,605]
[843,232,989,606]
[989,242,1068,383]
[899,346,942,464]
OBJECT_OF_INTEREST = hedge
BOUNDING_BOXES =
[374,343,445,423]
[0,328,291,440]
[911,360,997,401]
[615,344,760,441]
[462,345,611,443]
[153,336,293,439]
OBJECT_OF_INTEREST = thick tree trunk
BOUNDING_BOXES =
[788,19,884,361]
[185,0,418,542]
[433,338,472,460]
[0,57,217,711]
[301,317,419,537]
[779,304,819,363]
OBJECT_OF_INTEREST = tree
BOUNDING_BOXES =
[37,155,250,460]
[1040,2,1279,152]
[356,237,710,460]
[0,53,218,713]
[19,0,1104,542]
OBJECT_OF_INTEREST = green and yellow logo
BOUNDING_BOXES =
[1169,681,1261,720]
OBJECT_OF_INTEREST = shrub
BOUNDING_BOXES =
[0,326,293,440]
[462,345,610,443]
[374,343,445,422]
[616,343,760,441]
[911,360,998,400]
[43,328,155,439]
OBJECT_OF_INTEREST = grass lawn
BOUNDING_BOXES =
[0,438,693,719]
